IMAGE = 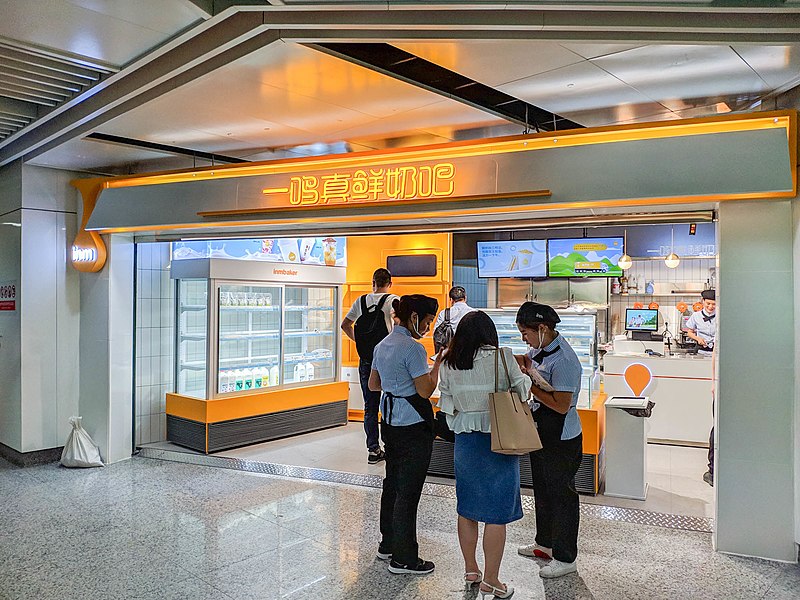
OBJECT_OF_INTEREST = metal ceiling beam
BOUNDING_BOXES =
[85,132,250,164]
[0,96,37,119]
[309,42,581,131]
[252,6,800,44]
[0,12,275,166]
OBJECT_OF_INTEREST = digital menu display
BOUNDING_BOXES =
[547,237,624,277]
[477,240,547,278]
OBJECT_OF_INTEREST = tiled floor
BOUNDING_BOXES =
[0,455,797,600]
[149,422,715,517]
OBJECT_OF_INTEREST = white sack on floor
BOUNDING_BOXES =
[60,417,104,468]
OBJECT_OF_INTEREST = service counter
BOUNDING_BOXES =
[603,352,713,446]
[428,393,607,495]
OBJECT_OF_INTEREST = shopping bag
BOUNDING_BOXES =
[60,417,104,468]
[489,348,542,455]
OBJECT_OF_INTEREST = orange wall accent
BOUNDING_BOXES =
[342,233,452,365]
[167,381,349,424]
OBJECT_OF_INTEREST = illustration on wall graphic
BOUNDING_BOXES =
[171,237,347,267]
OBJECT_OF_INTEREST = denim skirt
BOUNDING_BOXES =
[454,431,523,525]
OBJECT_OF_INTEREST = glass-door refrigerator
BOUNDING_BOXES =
[169,258,348,453]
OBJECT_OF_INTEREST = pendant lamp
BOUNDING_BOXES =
[618,230,632,270]
[665,226,680,269]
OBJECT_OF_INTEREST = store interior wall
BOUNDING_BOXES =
[0,163,80,455]
[134,242,174,446]
[716,199,796,561]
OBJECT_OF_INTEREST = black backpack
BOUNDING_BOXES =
[433,308,454,354]
[354,294,391,362]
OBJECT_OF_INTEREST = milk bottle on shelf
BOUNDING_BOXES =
[305,362,315,381]
[234,369,245,392]
[244,368,255,390]
[219,370,232,393]
[293,362,307,382]
[269,365,280,386]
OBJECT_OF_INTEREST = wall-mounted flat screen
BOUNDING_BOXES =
[386,254,437,277]
[547,237,624,277]
[477,240,547,278]
[625,308,659,332]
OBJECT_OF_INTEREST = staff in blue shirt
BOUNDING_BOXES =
[514,302,583,579]
[368,294,442,576]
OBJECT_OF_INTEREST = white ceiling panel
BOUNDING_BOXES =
[593,45,770,111]
[392,41,586,86]
[0,0,200,66]
[28,137,202,174]
[229,42,448,120]
[498,61,668,116]
[64,0,205,35]
[559,43,644,60]
[328,99,504,145]
[732,45,800,91]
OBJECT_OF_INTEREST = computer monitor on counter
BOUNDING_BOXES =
[625,308,660,341]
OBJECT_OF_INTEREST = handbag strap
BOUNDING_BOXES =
[494,347,499,393]
[497,347,513,392]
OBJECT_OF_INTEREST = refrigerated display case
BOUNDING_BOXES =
[483,308,599,407]
[168,258,349,453]
[429,308,605,494]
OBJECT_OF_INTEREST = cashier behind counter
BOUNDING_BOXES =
[684,290,716,353]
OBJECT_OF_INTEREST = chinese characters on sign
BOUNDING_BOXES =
[262,163,456,206]
[0,281,17,311]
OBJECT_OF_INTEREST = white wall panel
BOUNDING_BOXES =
[20,209,58,452]
[715,200,796,561]
[0,211,22,450]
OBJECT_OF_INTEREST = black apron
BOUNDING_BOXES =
[383,391,435,439]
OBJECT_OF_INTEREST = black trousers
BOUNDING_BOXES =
[358,360,381,451]
[379,421,433,565]
[529,433,583,563]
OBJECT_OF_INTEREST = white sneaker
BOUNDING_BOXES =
[517,543,553,559]
[539,559,577,578]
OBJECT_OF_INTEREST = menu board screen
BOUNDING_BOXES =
[547,237,624,277]
[171,237,347,267]
[477,240,547,278]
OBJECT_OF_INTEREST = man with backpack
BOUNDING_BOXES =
[433,286,475,354]
[341,268,399,464]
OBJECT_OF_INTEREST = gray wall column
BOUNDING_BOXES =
[715,199,796,561]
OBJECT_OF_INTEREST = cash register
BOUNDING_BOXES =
[625,308,663,342]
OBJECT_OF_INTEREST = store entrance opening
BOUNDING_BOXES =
[133,217,716,522]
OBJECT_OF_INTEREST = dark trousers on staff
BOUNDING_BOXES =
[359,360,381,452]
[379,422,433,566]
[529,434,583,564]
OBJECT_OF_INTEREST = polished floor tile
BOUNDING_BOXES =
[0,455,797,600]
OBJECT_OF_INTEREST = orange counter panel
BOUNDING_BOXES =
[578,393,607,455]
[167,381,349,424]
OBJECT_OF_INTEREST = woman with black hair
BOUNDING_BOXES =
[514,302,584,579]
[368,294,441,575]
[438,310,530,599]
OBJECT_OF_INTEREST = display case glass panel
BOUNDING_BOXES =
[217,284,283,394]
[282,286,337,385]
[177,279,208,398]
[484,308,598,407]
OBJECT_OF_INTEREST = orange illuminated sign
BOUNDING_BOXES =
[262,162,456,206]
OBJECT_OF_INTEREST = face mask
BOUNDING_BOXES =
[534,326,545,351]
[409,314,429,339]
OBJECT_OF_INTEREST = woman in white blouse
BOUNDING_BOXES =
[438,311,532,599]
